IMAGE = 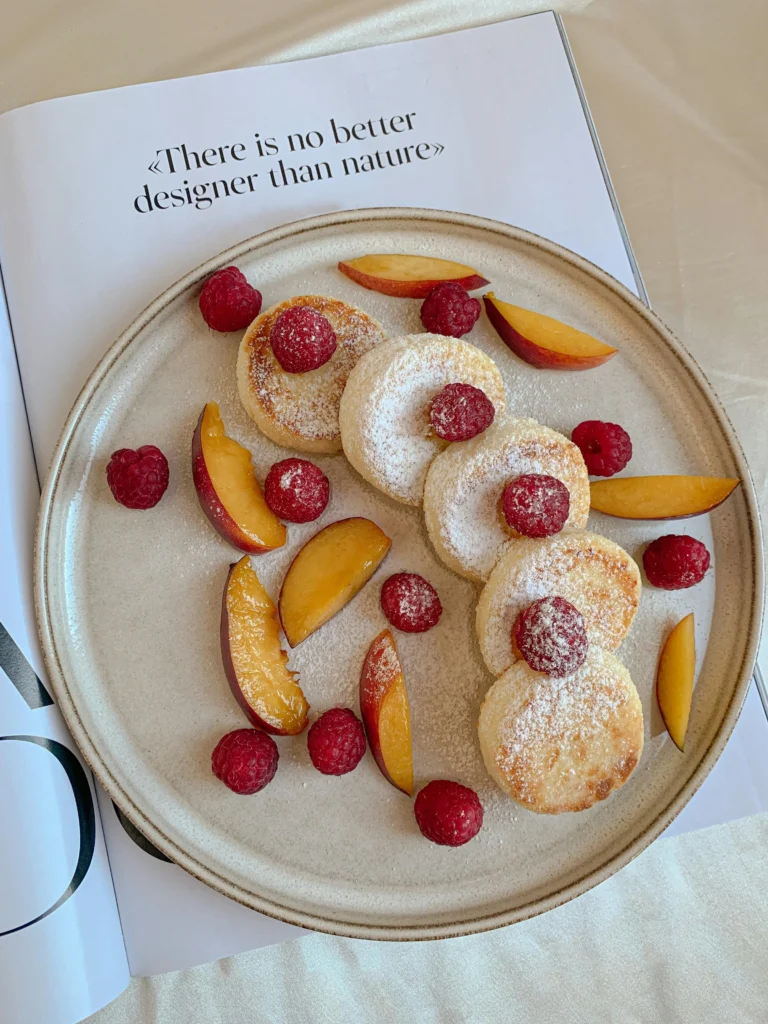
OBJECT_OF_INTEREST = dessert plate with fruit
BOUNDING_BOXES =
[36,208,762,939]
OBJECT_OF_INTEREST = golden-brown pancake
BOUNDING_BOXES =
[237,295,386,453]
[478,647,644,814]
[476,531,641,676]
[424,417,589,582]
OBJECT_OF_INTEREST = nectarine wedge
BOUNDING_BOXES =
[360,629,414,795]
[590,475,740,519]
[484,292,617,370]
[221,556,309,735]
[278,518,391,647]
[193,402,286,553]
[338,254,488,298]
[656,613,695,751]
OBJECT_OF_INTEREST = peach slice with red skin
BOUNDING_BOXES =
[221,556,309,735]
[484,292,618,370]
[338,254,488,298]
[193,402,286,553]
[656,613,695,751]
[278,518,391,648]
[359,629,414,795]
[590,475,740,520]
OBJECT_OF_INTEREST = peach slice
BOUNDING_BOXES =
[221,556,309,735]
[193,402,286,553]
[590,475,740,520]
[484,292,618,370]
[656,613,695,751]
[359,629,414,795]
[338,254,488,298]
[278,518,391,647]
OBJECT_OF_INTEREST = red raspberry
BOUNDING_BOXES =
[307,708,366,776]
[381,573,442,633]
[643,534,711,590]
[502,474,570,538]
[414,780,483,847]
[420,282,481,338]
[571,420,632,477]
[513,596,588,677]
[211,729,278,794]
[264,458,330,523]
[270,306,337,373]
[106,445,169,509]
[430,383,496,442]
[199,267,262,332]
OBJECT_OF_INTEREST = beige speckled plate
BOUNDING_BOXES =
[36,209,763,940]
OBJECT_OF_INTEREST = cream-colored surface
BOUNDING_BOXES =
[4,0,765,1018]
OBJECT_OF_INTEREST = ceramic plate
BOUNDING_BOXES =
[36,209,763,939]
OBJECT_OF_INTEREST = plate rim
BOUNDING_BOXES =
[35,206,765,940]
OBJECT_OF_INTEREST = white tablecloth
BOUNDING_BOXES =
[89,813,768,1023]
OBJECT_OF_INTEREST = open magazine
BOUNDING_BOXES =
[1,12,767,1024]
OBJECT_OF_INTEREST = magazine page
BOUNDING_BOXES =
[0,11,764,979]
[0,277,130,1022]
[0,13,638,466]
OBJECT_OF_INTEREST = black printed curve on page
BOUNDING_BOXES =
[0,737,96,936]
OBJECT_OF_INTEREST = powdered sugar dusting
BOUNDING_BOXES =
[502,473,570,538]
[423,417,590,582]
[363,631,402,703]
[242,295,386,443]
[514,596,588,676]
[270,305,337,373]
[477,531,641,676]
[339,334,506,504]
[479,648,643,813]
[279,464,303,489]
[429,382,496,441]
[381,572,442,632]
[394,577,436,619]
[241,449,495,803]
